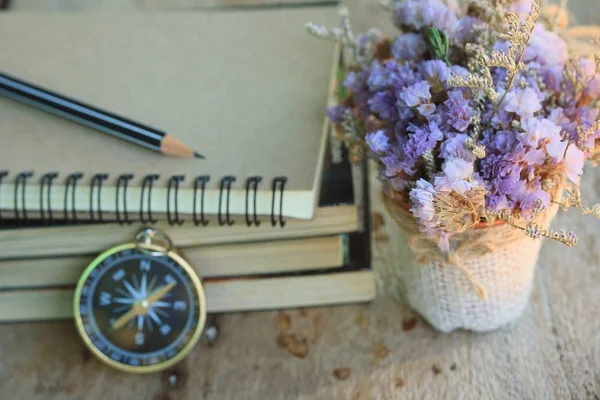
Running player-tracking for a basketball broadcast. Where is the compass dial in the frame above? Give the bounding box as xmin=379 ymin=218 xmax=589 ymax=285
xmin=74 ymin=244 xmax=206 ymax=373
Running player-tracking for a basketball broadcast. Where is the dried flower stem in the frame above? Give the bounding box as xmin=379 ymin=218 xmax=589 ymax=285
xmin=486 ymin=208 xmax=578 ymax=247
xmin=448 ymin=44 xmax=499 ymax=104
xmin=423 ymin=149 xmax=436 ymax=179
xmin=553 ymin=184 xmax=600 ymax=219
xmin=486 ymin=0 xmax=540 ymax=127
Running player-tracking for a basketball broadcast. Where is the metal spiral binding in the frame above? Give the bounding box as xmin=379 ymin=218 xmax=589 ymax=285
xmin=90 ymin=174 xmax=108 ymax=223
xmin=167 ymin=175 xmax=185 ymax=226
xmin=0 ymin=172 xmax=289 ymax=227
xmin=115 ymin=174 xmax=134 ymax=225
xmin=64 ymin=173 xmax=83 ymax=222
xmin=271 ymin=177 xmax=287 ymax=227
xmin=245 ymin=177 xmax=262 ymax=227
xmin=140 ymin=174 xmax=160 ymax=224
xmin=40 ymin=172 xmax=58 ymax=223
xmin=218 ymin=176 xmax=236 ymax=226
xmin=193 ymin=176 xmax=210 ymax=226
xmin=140 ymin=174 xmax=159 ymax=224
xmin=15 ymin=172 xmax=33 ymax=221
xmin=0 ymin=171 xmax=8 ymax=222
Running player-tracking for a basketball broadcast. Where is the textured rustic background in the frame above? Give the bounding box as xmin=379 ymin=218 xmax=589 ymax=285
xmin=1 ymin=1 xmax=599 ymax=399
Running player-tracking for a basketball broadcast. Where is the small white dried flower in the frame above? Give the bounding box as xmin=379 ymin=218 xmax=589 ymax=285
xmin=341 ymin=110 xmax=364 ymax=143
xmin=305 ymin=7 xmax=378 ymax=67
xmin=380 ymin=0 xmax=393 ymax=12
xmin=577 ymin=119 xmax=600 ymax=152
xmin=524 ymin=223 xmax=542 ymax=240
xmin=465 ymin=137 xmax=486 ymax=158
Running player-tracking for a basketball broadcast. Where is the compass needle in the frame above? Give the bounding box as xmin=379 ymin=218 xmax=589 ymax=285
xmin=141 ymin=273 xmax=148 ymax=297
xmin=146 ymin=281 xmax=177 ymax=305
xmin=111 ymin=304 xmax=142 ymax=331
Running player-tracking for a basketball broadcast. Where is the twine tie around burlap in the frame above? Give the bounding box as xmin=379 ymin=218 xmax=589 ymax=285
xmin=382 ymin=193 xmax=551 ymax=301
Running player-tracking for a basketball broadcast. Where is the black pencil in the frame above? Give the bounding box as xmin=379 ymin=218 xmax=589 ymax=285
xmin=0 ymin=71 xmax=204 ymax=159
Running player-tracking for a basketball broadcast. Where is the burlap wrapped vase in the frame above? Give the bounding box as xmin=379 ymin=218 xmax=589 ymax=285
xmin=382 ymin=194 xmax=560 ymax=333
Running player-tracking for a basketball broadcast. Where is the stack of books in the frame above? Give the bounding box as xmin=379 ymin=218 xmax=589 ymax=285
xmin=0 ymin=8 xmax=375 ymax=322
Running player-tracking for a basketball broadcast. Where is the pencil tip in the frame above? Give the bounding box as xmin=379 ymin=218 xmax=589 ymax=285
xmin=194 ymin=152 xmax=205 ymax=159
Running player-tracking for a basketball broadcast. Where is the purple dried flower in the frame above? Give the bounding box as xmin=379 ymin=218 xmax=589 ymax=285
xmin=455 ymin=16 xmax=481 ymax=43
xmin=585 ymin=75 xmax=600 ymax=99
xmin=327 ymin=105 xmax=348 ymax=124
xmin=523 ymin=26 xmax=569 ymax=68
xmin=393 ymin=0 xmax=421 ymax=29
xmin=421 ymin=0 xmax=459 ymax=36
xmin=367 ymin=62 xmax=391 ymax=91
xmin=399 ymin=81 xmax=431 ymax=107
xmin=389 ymin=176 xmax=410 ymax=191
xmin=391 ymin=33 xmax=428 ymax=60
xmin=564 ymin=144 xmax=585 ymax=184
xmin=393 ymin=0 xmax=459 ymax=37
xmin=433 ymin=158 xmax=476 ymax=194
xmin=418 ymin=103 xmax=437 ymax=117
xmin=578 ymin=107 xmax=600 ymax=128
xmin=402 ymin=122 xmax=444 ymax=174
xmin=547 ymin=107 xmax=578 ymax=143
xmin=444 ymin=90 xmax=476 ymax=132
xmin=545 ymin=134 xmax=568 ymax=163
xmin=541 ymin=66 xmax=564 ymax=93
xmin=421 ymin=60 xmax=450 ymax=82
xmin=483 ymin=129 xmax=518 ymax=155
xmin=344 ymin=70 xmax=368 ymax=94
xmin=509 ymin=0 xmax=534 ymax=19
xmin=503 ymin=87 xmax=542 ymax=118
xmin=409 ymin=178 xmax=437 ymax=230
xmin=519 ymin=189 xmax=551 ymax=212
xmin=367 ymin=60 xmax=420 ymax=92
xmin=365 ymin=130 xmax=390 ymax=153
xmin=440 ymin=133 xmax=476 ymax=162
xmin=381 ymin=152 xmax=404 ymax=177
xmin=522 ymin=148 xmax=546 ymax=165
xmin=368 ymin=91 xmax=398 ymax=121
xmin=521 ymin=118 xmax=562 ymax=148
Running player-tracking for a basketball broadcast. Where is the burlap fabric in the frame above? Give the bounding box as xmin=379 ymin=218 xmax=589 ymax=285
xmin=382 ymin=194 xmax=560 ymax=333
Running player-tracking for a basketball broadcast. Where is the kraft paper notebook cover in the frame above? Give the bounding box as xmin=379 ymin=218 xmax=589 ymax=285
xmin=0 ymin=9 xmax=338 ymax=222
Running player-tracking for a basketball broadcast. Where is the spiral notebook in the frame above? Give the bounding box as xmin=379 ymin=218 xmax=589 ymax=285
xmin=0 ymin=9 xmax=339 ymax=224
xmin=0 ymin=131 xmax=374 ymax=321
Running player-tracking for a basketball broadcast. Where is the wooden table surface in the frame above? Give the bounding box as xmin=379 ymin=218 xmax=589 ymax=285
xmin=1 ymin=1 xmax=599 ymax=399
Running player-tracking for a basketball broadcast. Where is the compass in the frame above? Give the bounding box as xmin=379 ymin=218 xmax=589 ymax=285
xmin=74 ymin=229 xmax=206 ymax=373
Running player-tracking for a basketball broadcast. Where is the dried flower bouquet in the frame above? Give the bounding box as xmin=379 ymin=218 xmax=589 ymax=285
xmin=307 ymin=0 xmax=600 ymax=332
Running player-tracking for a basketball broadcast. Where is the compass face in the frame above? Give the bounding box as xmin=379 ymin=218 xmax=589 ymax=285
xmin=74 ymin=244 xmax=206 ymax=373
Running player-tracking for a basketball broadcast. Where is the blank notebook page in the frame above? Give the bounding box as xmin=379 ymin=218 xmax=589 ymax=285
xmin=0 ymin=9 xmax=338 ymax=219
